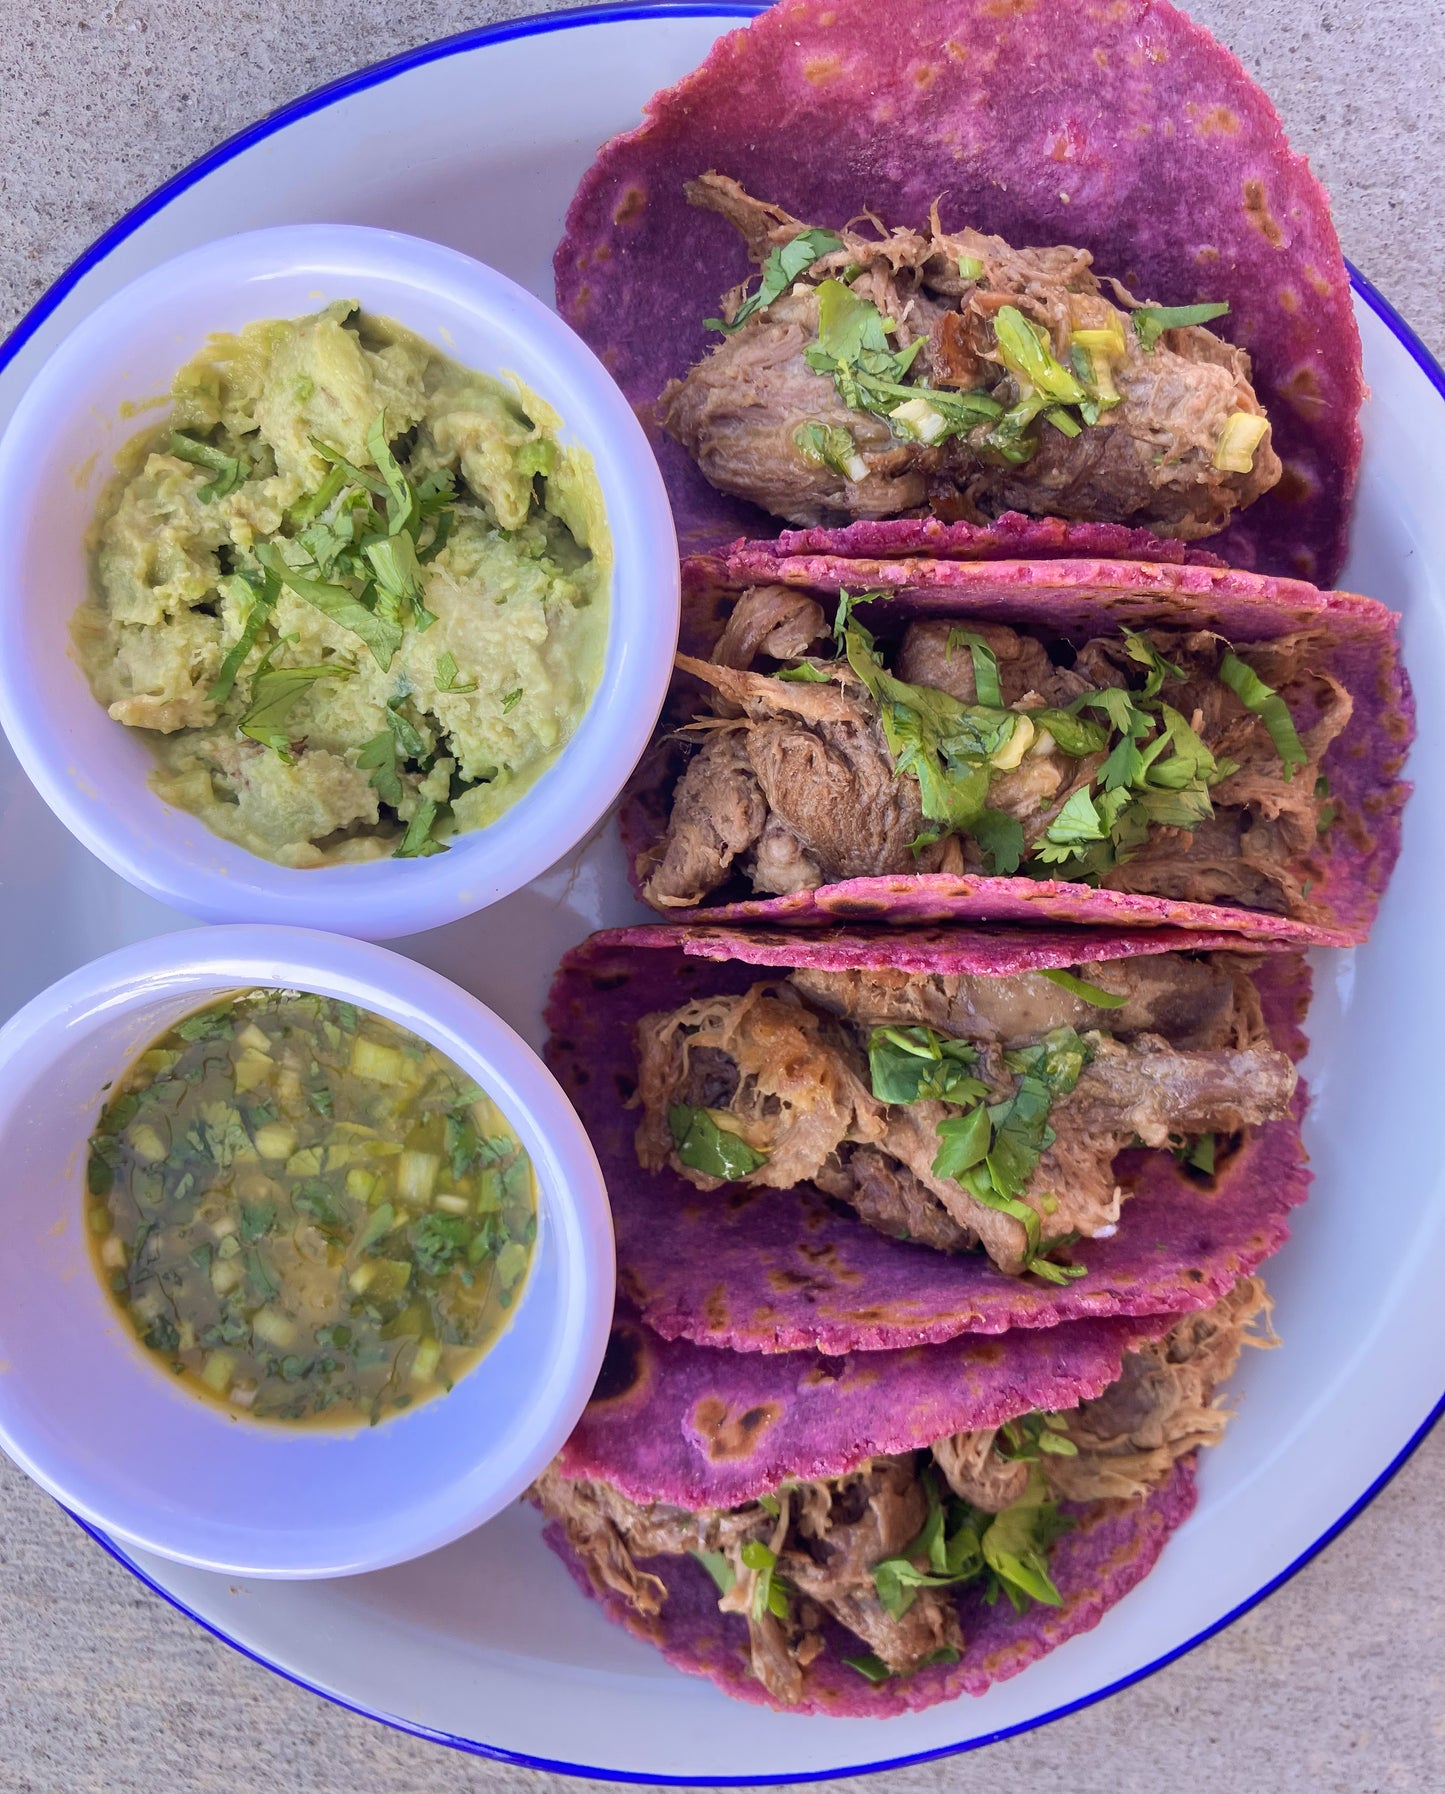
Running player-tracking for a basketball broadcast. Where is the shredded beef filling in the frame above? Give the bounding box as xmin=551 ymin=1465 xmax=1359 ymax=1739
xmin=632 ymin=963 xmax=1295 ymax=1276
xmin=533 ymin=1279 xmax=1270 ymax=1703
xmin=660 ymin=174 xmax=1280 ymax=537
xmin=638 ymin=593 xmax=1349 ymax=920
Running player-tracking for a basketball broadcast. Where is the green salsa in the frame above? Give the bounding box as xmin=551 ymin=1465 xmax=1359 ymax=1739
xmin=86 ymin=990 xmax=536 ymax=1426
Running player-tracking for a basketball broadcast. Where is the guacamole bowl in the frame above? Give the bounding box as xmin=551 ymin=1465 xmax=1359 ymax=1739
xmin=0 ymin=925 xmax=614 ymax=1578
xmin=0 ymin=226 xmax=678 ymax=937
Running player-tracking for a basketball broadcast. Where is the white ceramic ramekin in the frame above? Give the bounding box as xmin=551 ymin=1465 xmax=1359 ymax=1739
xmin=0 ymin=925 xmax=614 ymax=1578
xmin=0 ymin=225 xmax=678 ymax=937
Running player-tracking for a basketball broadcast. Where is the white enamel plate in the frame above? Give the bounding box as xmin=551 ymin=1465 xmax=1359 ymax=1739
xmin=0 ymin=5 xmax=1439 ymax=1780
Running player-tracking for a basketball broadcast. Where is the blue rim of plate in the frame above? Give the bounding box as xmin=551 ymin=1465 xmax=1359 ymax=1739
xmin=4 ymin=0 xmax=1443 ymax=1780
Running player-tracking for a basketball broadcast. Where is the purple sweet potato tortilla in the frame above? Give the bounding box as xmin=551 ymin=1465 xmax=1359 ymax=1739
xmin=559 ymin=1303 xmax=1172 ymax=1511
xmin=620 ymin=552 xmax=1412 ymax=947
xmin=759 ymin=513 xmax=1226 ymax=567
xmin=544 ymin=926 xmax=1311 ymax=1354
xmin=556 ymin=0 xmax=1362 ymax=581
xmin=544 ymin=1457 xmax=1196 ymax=1715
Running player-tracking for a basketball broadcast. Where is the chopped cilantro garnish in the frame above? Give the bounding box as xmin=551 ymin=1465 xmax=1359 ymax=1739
xmin=868 ymin=1026 xmax=987 ymax=1106
xmin=930 ymin=1028 xmax=1092 ymax=1284
xmin=411 ymin=1212 xmax=469 ymax=1277
xmin=435 ymin=650 xmax=477 ymax=695
xmin=239 ymin=664 xmax=348 ymax=760
xmin=1218 ymin=650 xmax=1308 ymax=781
xmin=706 ymin=228 xmax=845 ymax=334
xmin=738 ymin=1540 xmax=790 ymax=1621
xmin=252 ymin=541 xmax=403 ymax=671
xmin=793 ymin=421 xmax=864 ymax=480
xmin=691 ymin=1550 xmax=736 ymax=1596
xmin=168 ymin=431 xmax=250 ymax=502
xmin=775 ymin=661 xmax=832 ymax=684
xmin=996 ymin=1410 xmax=1079 ymax=1461
xmin=1037 ymin=967 xmax=1129 ymax=1009
xmin=394 ymin=796 xmax=450 ymax=859
xmin=208 ymin=568 xmax=280 ymax=703
xmin=668 ymin=1104 xmax=769 ymax=1181
xmin=1132 ymin=300 xmax=1231 ymax=353
xmin=501 ymin=688 xmax=523 ymax=714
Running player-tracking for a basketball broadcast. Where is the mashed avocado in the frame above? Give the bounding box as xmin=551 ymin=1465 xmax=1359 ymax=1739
xmin=73 ymin=302 xmax=611 ymax=866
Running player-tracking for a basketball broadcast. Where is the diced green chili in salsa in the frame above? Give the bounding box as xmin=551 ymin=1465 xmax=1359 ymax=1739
xmin=85 ymin=990 xmax=535 ymax=1426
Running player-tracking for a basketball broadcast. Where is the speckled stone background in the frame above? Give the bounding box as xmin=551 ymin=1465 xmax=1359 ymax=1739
xmin=1 ymin=3 xmax=1442 ymax=1790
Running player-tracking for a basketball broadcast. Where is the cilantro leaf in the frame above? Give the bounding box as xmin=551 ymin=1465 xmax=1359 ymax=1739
xmin=739 ymin=1540 xmax=790 ymax=1622
xmin=868 ymin=1026 xmax=987 ymax=1106
xmin=706 ymin=228 xmax=844 ymax=333
xmin=168 ymin=430 xmax=250 ymax=502
xmin=1218 ymin=650 xmax=1308 ymax=781
xmin=366 ymin=412 xmax=419 ymax=537
xmin=208 ymin=568 xmax=280 ymax=703
xmin=1132 ymin=300 xmax=1231 ymax=353
xmin=947 ymin=628 xmax=1003 ymax=707
xmin=980 ymin=1470 xmax=1068 ymax=1611
xmin=253 ymin=541 xmax=403 ymax=670
xmin=690 ymin=1550 xmax=736 ymax=1596
xmin=1037 ymin=967 xmax=1128 ymax=1009
xmin=793 ymin=421 xmax=864 ymax=480
xmin=668 ymin=1104 xmax=768 ymax=1181
xmin=394 ymin=796 xmax=449 ymax=859
xmin=411 ymin=1212 xmax=469 ymax=1277
xmin=435 ymin=650 xmax=478 ymax=694
xmin=970 ymin=808 xmax=1027 ymax=876
xmin=356 ymin=730 xmax=403 ymax=808
xmin=239 ymin=664 xmax=347 ymax=759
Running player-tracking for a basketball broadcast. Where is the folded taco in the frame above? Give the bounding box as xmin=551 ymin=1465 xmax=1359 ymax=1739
xmin=535 ymin=1279 xmax=1271 ymax=1713
xmin=557 ymin=0 xmax=1363 ymax=580
xmin=545 ymin=924 xmax=1310 ymax=1352
xmin=624 ymin=554 xmax=1409 ymax=946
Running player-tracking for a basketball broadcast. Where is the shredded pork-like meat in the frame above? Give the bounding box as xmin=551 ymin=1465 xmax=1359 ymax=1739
xmin=660 ymin=174 xmax=1280 ymax=536
xmin=533 ymin=1281 xmax=1266 ymax=1702
xmin=633 ymin=965 xmax=1295 ymax=1275
xmin=640 ymin=606 xmax=1348 ymax=921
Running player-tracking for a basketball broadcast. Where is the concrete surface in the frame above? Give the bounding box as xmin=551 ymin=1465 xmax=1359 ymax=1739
xmin=1 ymin=3 xmax=1442 ymax=1791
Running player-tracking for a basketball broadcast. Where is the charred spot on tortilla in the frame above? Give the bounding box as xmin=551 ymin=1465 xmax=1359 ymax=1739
xmin=592 ymin=1321 xmax=650 ymax=1405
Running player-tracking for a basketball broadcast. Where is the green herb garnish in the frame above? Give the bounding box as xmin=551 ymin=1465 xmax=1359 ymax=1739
xmin=168 ymin=431 xmax=250 ymax=502
xmin=706 ymin=228 xmax=845 ymax=334
xmin=668 ymin=1104 xmax=769 ymax=1181
xmin=1037 ymin=968 xmax=1129 ymax=1009
xmin=1219 ymin=650 xmax=1308 ymax=781
xmin=1132 ymin=300 xmax=1231 ymax=353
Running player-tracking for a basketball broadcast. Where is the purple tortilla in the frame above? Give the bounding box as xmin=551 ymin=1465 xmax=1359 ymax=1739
xmin=759 ymin=513 xmax=1225 ymax=567
xmin=558 ymin=1305 xmax=1171 ymax=1511
xmin=544 ymin=1457 xmax=1196 ymax=1715
xmin=621 ymin=553 xmax=1412 ymax=947
xmin=556 ymin=0 xmax=1362 ymax=581
xmin=544 ymin=926 xmax=1311 ymax=1353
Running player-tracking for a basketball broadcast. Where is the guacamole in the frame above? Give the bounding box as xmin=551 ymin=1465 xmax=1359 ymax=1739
xmin=73 ymin=303 xmax=610 ymax=865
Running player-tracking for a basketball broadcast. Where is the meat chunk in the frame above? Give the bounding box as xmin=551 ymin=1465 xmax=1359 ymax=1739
xmin=712 ymin=584 xmax=829 ymax=670
xmin=932 ymin=1429 xmax=1031 ymax=1514
xmin=1045 ymin=1277 xmax=1272 ymax=1502
xmin=633 ymin=983 xmax=887 ymax=1190
xmin=660 ymin=287 xmax=928 ymax=528
xmin=639 ymin=727 xmax=766 ymax=908
xmin=643 ymin=653 xmax=927 ymax=901
xmin=782 ymin=1460 xmax=963 ymax=1674
xmin=841 ymin=1145 xmax=979 ymax=1252
xmin=791 ymin=953 xmax=1265 ymax=1053
xmin=895 ymin=620 xmax=1063 ymax=708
